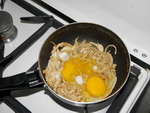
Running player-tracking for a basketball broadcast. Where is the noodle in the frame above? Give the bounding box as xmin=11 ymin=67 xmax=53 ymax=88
xmin=43 ymin=38 xmax=117 ymax=102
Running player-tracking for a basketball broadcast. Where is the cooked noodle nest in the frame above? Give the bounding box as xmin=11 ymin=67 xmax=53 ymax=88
xmin=43 ymin=38 xmax=117 ymax=102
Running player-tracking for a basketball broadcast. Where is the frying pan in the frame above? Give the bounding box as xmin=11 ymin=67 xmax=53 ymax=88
xmin=0 ymin=23 xmax=130 ymax=110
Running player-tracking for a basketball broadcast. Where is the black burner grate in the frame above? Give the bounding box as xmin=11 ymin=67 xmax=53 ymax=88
xmin=0 ymin=1 xmax=63 ymax=112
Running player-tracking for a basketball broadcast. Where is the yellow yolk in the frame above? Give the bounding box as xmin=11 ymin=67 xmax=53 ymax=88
xmin=86 ymin=76 xmax=106 ymax=97
xmin=61 ymin=57 xmax=107 ymax=97
xmin=61 ymin=58 xmax=94 ymax=82
xmin=61 ymin=59 xmax=79 ymax=81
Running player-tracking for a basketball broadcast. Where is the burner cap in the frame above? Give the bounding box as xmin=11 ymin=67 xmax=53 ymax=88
xmin=0 ymin=11 xmax=17 ymax=43
xmin=0 ymin=11 xmax=13 ymax=33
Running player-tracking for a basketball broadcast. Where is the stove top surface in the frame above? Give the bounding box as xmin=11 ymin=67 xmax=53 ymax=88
xmin=28 ymin=0 xmax=150 ymax=66
xmin=42 ymin=0 xmax=150 ymax=53
xmin=0 ymin=1 xmax=150 ymax=113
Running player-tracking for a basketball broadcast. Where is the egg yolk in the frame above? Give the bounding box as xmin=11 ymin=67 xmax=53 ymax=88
xmin=86 ymin=76 xmax=106 ymax=97
xmin=61 ymin=59 xmax=80 ymax=81
xmin=61 ymin=58 xmax=94 ymax=82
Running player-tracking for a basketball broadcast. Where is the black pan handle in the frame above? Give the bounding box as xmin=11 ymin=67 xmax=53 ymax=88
xmin=107 ymin=66 xmax=140 ymax=113
xmin=0 ymin=70 xmax=43 ymax=91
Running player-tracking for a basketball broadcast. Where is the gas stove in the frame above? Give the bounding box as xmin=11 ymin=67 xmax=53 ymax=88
xmin=0 ymin=1 xmax=150 ymax=113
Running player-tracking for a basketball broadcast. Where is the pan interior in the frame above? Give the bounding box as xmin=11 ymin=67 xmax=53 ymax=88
xmin=39 ymin=23 xmax=130 ymax=99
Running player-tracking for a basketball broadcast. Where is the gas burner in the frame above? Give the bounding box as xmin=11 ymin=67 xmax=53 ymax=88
xmin=0 ymin=11 xmax=17 ymax=43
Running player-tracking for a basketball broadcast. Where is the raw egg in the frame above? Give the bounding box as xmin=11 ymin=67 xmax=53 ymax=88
xmin=61 ymin=59 xmax=79 ymax=81
xmin=86 ymin=76 xmax=106 ymax=97
xmin=61 ymin=57 xmax=94 ymax=82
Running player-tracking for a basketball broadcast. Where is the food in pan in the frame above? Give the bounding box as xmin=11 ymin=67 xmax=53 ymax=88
xmin=43 ymin=38 xmax=117 ymax=102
